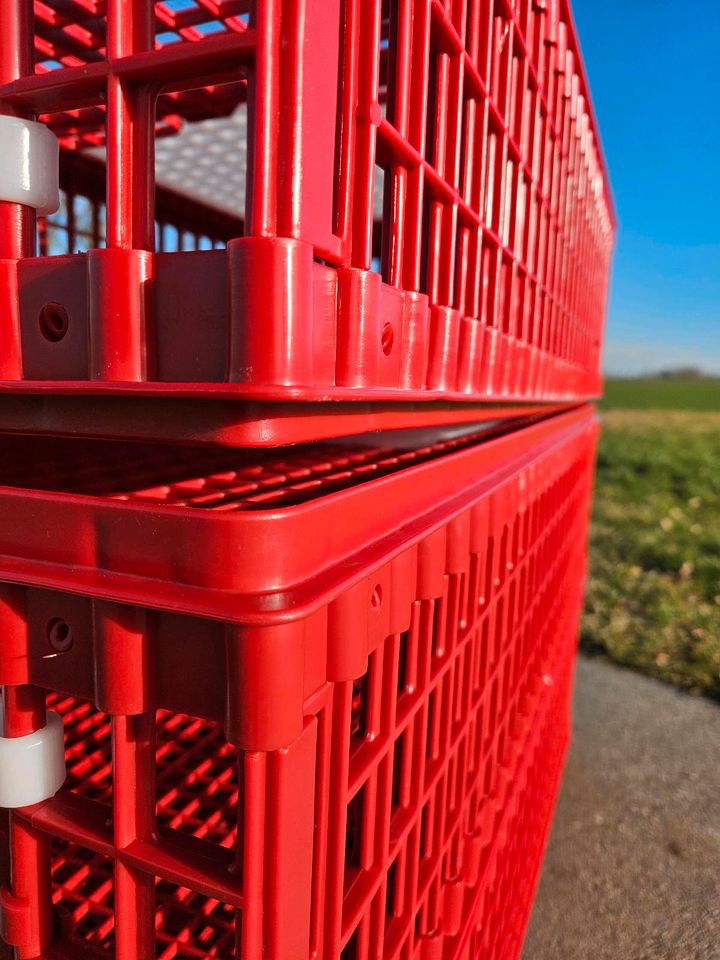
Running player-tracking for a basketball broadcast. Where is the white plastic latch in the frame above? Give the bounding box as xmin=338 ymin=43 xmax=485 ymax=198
xmin=0 ymin=115 xmax=60 ymax=215
xmin=0 ymin=711 xmax=66 ymax=808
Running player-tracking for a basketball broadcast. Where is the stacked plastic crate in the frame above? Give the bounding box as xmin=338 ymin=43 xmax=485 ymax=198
xmin=0 ymin=2 xmax=613 ymax=959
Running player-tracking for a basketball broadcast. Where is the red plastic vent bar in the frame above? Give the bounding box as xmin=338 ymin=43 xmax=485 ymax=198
xmin=0 ymin=0 xmax=614 ymax=435
xmin=0 ymin=407 xmax=596 ymax=960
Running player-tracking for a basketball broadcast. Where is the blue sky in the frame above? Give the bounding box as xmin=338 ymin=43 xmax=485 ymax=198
xmin=572 ymin=0 xmax=720 ymax=375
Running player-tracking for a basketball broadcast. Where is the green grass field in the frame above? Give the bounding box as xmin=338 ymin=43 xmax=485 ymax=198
xmin=601 ymin=377 xmax=720 ymax=410
xmin=584 ymin=390 xmax=720 ymax=698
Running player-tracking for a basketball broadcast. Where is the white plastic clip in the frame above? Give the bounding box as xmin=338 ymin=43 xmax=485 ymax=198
xmin=0 ymin=115 xmax=60 ymax=215
xmin=0 ymin=711 xmax=66 ymax=808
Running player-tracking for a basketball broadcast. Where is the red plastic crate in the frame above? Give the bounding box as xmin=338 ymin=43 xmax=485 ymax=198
xmin=0 ymin=1 xmax=614 ymax=446
xmin=0 ymin=406 xmax=596 ymax=959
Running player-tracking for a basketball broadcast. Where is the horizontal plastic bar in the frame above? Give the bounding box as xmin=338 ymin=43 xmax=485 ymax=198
xmin=0 ymin=31 xmax=257 ymax=114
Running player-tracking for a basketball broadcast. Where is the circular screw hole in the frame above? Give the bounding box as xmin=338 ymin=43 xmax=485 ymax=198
xmin=371 ymin=584 xmax=383 ymax=611
xmin=381 ymin=322 xmax=394 ymax=356
xmin=47 ymin=618 xmax=73 ymax=653
xmin=39 ymin=302 xmax=69 ymax=342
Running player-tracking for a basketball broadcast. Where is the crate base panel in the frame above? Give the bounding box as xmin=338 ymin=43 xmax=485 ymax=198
xmin=0 ymin=378 xmax=596 ymax=404
xmin=1 ymin=244 xmax=602 ymax=403
xmin=0 ymin=394 xmax=577 ymax=447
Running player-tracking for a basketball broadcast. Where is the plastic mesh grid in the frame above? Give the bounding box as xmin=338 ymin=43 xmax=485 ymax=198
xmin=51 ymin=841 xmax=238 ymax=960
xmin=0 ymin=420 xmax=524 ymax=510
xmin=51 ymin=694 xmax=239 ymax=849
xmin=47 ymin=696 xmax=240 ymax=957
xmin=58 ymin=696 xmax=112 ymax=804
xmin=51 ymin=841 xmax=115 ymax=950
xmin=147 ymin=103 xmax=247 ymax=220
xmin=35 ymin=1 xmax=252 ymax=72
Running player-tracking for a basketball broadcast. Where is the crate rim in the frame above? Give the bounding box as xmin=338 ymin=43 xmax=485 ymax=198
xmin=0 ymin=378 xmax=601 ymax=403
xmin=560 ymin=0 xmax=617 ymax=229
xmin=0 ymin=405 xmax=597 ymax=625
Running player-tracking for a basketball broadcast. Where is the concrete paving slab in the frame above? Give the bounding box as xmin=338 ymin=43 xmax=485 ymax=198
xmin=523 ymin=655 xmax=720 ymax=960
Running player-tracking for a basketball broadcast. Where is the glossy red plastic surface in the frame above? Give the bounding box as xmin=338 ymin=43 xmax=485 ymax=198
xmin=0 ymin=0 xmax=614 ymax=444
xmin=0 ymin=408 xmax=593 ymax=960
xmin=0 ymin=406 xmax=594 ymax=621
xmin=0 ymin=392 xmax=572 ymax=447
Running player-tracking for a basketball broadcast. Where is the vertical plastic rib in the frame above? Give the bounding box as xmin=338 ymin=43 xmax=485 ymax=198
xmin=91 ymin=0 xmax=155 ymax=381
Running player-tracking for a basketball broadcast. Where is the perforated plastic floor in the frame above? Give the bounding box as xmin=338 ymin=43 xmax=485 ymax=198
xmin=49 ymin=695 xmax=239 ymax=960
xmin=0 ymin=419 xmax=525 ymax=509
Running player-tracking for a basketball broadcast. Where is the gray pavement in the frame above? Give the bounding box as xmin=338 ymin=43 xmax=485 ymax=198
xmin=522 ymin=655 xmax=720 ymax=960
